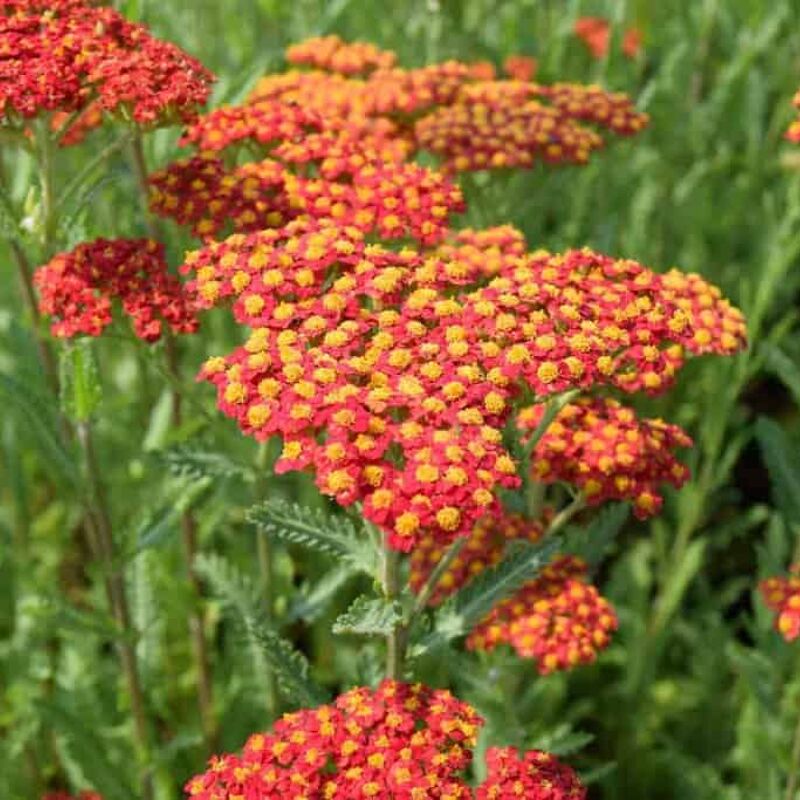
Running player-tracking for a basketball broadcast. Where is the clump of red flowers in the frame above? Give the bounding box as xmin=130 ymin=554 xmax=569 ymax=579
xmin=286 ymin=34 xmax=397 ymax=75
xmin=0 ymin=0 xmax=212 ymax=128
xmin=574 ymin=16 xmax=643 ymax=60
xmin=519 ymin=397 xmax=693 ymax=518
xmin=468 ymin=555 xmax=618 ymax=674
xmin=34 ymin=238 xmax=198 ymax=342
xmin=183 ymin=680 xmax=585 ymax=799
xmin=760 ymin=567 xmax=800 ymax=641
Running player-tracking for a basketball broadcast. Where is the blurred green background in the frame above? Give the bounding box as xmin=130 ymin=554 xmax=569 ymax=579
xmin=4 ymin=1 xmax=800 ymax=798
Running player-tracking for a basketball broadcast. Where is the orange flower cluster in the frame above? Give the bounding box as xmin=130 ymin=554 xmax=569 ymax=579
xmin=519 ymin=397 xmax=693 ymax=518
xmin=503 ymin=55 xmax=538 ymax=82
xmin=574 ymin=16 xmax=643 ymax=60
xmin=409 ymin=513 xmax=548 ymax=606
xmin=185 ymin=219 xmax=745 ymax=550
xmin=184 ymin=680 xmax=584 ymax=799
xmin=760 ymin=568 xmax=800 ymax=642
xmin=0 ymin=0 xmax=212 ymax=126
xmin=149 ymin=153 xmax=292 ymax=238
xmin=468 ymin=555 xmax=618 ymax=675
xmin=286 ymin=34 xmax=397 ymax=75
xmin=415 ymin=80 xmax=647 ymax=171
xmin=35 ymin=238 xmax=198 ymax=341
xmin=786 ymin=89 xmax=800 ymax=143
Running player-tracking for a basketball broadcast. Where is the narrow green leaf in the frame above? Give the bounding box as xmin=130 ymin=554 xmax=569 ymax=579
xmin=755 ymin=416 xmax=800 ymax=525
xmin=0 ymin=372 xmax=76 ymax=488
xmin=564 ymin=503 xmax=629 ymax=567
xmin=762 ymin=344 xmax=800 ymax=408
xmin=333 ymin=595 xmax=403 ymax=636
xmin=287 ymin=564 xmax=355 ymax=623
xmin=157 ymin=442 xmax=253 ymax=482
xmin=59 ymin=339 xmax=102 ymax=423
xmin=416 ymin=538 xmax=559 ymax=655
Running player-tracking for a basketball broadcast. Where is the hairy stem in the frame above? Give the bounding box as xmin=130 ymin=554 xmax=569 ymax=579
xmin=129 ymin=131 xmax=160 ymax=239
xmin=76 ymin=420 xmax=154 ymax=800
xmin=413 ymin=537 xmax=466 ymax=614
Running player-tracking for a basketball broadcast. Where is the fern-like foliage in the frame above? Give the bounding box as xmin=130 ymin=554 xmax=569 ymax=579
xmin=194 ymin=553 xmax=327 ymax=707
xmin=415 ymin=537 xmax=559 ymax=656
xmin=333 ymin=595 xmax=403 ymax=636
xmin=247 ymin=499 xmax=376 ymax=574
xmin=157 ymin=443 xmax=253 ymax=483
xmin=564 ymin=502 xmax=628 ymax=568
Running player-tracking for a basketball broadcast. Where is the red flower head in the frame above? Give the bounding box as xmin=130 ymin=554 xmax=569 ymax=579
xmin=786 ymin=90 xmax=800 ymax=143
xmin=0 ymin=0 xmax=212 ymax=126
xmin=183 ymin=681 xmax=585 ymax=799
xmin=503 ymin=54 xmax=538 ymax=82
xmin=286 ymin=35 xmax=397 ymax=75
xmin=519 ymin=397 xmax=693 ymax=518
xmin=574 ymin=17 xmax=642 ymax=60
xmin=468 ymin=555 xmax=618 ymax=674
xmin=760 ymin=567 xmax=800 ymax=642
xmin=35 ymin=238 xmax=198 ymax=341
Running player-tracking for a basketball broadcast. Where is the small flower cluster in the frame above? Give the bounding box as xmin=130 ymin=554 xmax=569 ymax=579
xmin=409 ymin=513 xmax=548 ymax=605
xmin=184 ymin=680 xmax=585 ymax=799
xmin=786 ymin=89 xmax=800 ymax=143
xmin=286 ymin=34 xmax=397 ymax=75
xmin=519 ymin=397 xmax=693 ymax=518
xmin=477 ymin=747 xmax=586 ymax=800
xmin=0 ymin=0 xmax=212 ymax=126
xmin=149 ymin=153 xmax=292 ymax=238
xmin=468 ymin=555 xmax=618 ymax=674
xmin=574 ymin=16 xmax=643 ymax=60
xmin=35 ymin=238 xmax=198 ymax=341
xmin=760 ymin=567 xmax=800 ymax=642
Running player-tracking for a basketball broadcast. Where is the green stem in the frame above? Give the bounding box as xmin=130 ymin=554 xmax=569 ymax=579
xmin=129 ymin=131 xmax=160 ymax=239
xmin=76 ymin=420 xmax=154 ymax=800
xmin=412 ymin=537 xmax=466 ymax=614
xmin=381 ymin=537 xmax=405 ymax=680
xmin=544 ymin=495 xmax=586 ymax=538
xmin=254 ymin=440 xmax=278 ymax=716
xmin=786 ymin=705 xmax=800 ymax=800
xmin=35 ymin=119 xmax=57 ymax=256
xmin=164 ymin=332 xmax=217 ymax=752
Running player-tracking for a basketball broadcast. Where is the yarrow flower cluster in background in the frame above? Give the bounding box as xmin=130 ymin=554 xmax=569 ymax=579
xmin=760 ymin=567 xmax=800 ymax=642
xmin=0 ymin=0 xmax=213 ymax=139
xmin=184 ymin=680 xmax=585 ymax=799
xmin=573 ymin=16 xmax=643 ymax=60
xmin=34 ymin=238 xmax=198 ymax=341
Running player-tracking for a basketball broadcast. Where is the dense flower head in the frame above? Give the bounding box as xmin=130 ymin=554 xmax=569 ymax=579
xmin=476 ymin=747 xmax=586 ymax=800
xmin=574 ymin=16 xmax=643 ymax=60
xmin=149 ymin=153 xmax=292 ymax=238
xmin=286 ymin=34 xmax=397 ymax=75
xmin=184 ymin=680 xmax=585 ymax=799
xmin=184 ymin=221 xmax=745 ymax=549
xmin=414 ymin=78 xmax=648 ymax=172
xmin=0 ymin=0 xmax=212 ymax=124
xmin=283 ymin=160 xmax=465 ymax=245
xmin=468 ymin=555 xmax=618 ymax=674
xmin=519 ymin=396 xmax=693 ymax=518
xmin=184 ymin=680 xmax=482 ymax=799
xmin=409 ymin=513 xmax=548 ymax=605
xmin=760 ymin=567 xmax=800 ymax=642
xmin=180 ymin=99 xmax=322 ymax=152
xmin=35 ymin=238 xmax=198 ymax=341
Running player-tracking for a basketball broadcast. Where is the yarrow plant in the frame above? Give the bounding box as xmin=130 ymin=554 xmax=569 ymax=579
xmin=2 ymin=10 xmax=756 ymax=798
